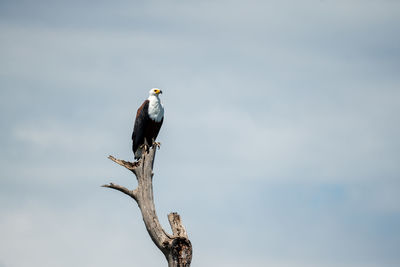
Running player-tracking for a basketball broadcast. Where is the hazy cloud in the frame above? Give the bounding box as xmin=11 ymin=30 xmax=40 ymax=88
xmin=1 ymin=1 xmax=399 ymax=266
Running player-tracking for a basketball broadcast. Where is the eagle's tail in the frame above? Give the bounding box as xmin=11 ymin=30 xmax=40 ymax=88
xmin=134 ymin=147 xmax=142 ymax=160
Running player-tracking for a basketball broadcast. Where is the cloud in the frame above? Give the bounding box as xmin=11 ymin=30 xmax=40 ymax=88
xmin=0 ymin=202 xmax=164 ymax=267
xmin=1 ymin=1 xmax=400 ymax=267
xmin=13 ymin=120 xmax=111 ymax=152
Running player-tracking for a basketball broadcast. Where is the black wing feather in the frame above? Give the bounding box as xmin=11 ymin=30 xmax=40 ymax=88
xmin=144 ymin=117 xmax=163 ymax=146
xmin=132 ymin=100 xmax=149 ymax=153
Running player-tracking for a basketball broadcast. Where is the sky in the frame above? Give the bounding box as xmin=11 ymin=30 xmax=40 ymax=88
xmin=1 ymin=0 xmax=400 ymax=266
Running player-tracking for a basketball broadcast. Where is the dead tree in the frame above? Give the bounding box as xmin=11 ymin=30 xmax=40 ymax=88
xmin=102 ymin=145 xmax=192 ymax=267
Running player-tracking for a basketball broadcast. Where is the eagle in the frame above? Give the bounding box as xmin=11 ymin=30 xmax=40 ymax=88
xmin=132 ymin=88 xmax=164 ymax=159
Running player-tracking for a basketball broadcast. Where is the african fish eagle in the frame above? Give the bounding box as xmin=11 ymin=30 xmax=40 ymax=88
xmin=132 ymin=88 xmax=164 ymax=159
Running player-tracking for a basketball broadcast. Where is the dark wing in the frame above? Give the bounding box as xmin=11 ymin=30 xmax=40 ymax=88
xmin=145 ymin=117 xmax=164 ymax=146
xmin=153 ymin=117 xmax=164 ymax=140
xmin=132 ymin=100 xmax=149 ymax=153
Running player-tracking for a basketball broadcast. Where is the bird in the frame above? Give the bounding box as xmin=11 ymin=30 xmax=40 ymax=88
xmin=132 ymin=88 xmax=164 ymax=160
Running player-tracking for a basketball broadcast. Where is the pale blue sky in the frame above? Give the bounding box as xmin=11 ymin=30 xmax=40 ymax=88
xmin=1 ymin=1 xmax=400 ymax=266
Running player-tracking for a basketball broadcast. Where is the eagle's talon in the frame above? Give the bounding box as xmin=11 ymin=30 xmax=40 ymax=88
xmin=140 ymin=144 xmax=149 ymax=151
xmin=153 ymin=141 xmax=161 ymax=149
xmin=132 ymin=160 xmax=140 ymax=167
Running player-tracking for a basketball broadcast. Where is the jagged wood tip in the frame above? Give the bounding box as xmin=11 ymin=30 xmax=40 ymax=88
xmin=107 ymin=155 xmax=139 ymax=171
xmin=168 ymin=212 xmax=188 ymax=238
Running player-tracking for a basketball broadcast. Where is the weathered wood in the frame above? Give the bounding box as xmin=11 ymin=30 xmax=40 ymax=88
xmin=102 ymin=145 xmax=192 ymax=267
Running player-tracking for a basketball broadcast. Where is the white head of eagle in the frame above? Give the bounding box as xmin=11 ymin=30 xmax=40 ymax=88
xmin=132 ymin=88 xmax=164 ymax=160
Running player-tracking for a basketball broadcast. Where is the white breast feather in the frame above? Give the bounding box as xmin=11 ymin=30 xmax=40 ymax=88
xmin=147 ymin=95 xmax=164 ymax=122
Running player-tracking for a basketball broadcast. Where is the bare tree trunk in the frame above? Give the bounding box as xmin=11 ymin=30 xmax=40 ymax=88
xmin=102 ymin=145 xmax=192 ymax=267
